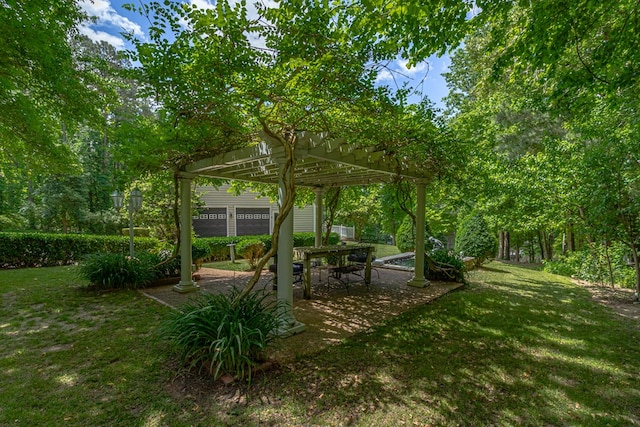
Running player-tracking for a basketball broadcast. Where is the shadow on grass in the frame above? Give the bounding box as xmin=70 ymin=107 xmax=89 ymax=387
xmin=201 ymin=261 xmax=640 ymax=426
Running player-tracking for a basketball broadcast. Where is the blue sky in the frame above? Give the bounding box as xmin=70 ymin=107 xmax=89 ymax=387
xmin=78 ymin=0 xmax=451 ymax=109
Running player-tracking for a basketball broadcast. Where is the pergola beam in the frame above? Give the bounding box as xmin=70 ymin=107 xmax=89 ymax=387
xmin=175 ymin=130 xmax=432 ymax=336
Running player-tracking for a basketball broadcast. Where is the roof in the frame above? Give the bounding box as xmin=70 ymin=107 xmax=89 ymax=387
xmin=181 ymin=131 xmax=431 ymax=188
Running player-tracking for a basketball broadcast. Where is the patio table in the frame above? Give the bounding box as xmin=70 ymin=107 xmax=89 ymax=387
xmin=293 ymin=244 xmax=375 ymax=299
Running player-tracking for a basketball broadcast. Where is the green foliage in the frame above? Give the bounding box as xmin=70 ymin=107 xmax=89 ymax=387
xmin=37 ymin=175 xmax=89 ymax=233
xmin=425 ymin=249 xmax=466 ymax=283
xmin=541 ymin=258 xmax=577 ymax=278
xmin=191 ymin=240 xmax=211 ymax=263
xmin=78 ymin=252 xmax=159 ymax=290
xmin=159 ymin=288 xmax=285 ymax=382
xmin=0 ymin=214 xmax=23 ymax=231
xmin=335 ymin=186 xmax=382 ymax=241
xmin=396 ymin=216 xmax=433 ymax=253
xmin=194 ymin=233 xmax=339 ymax=263
xmin=0 ymin=232 xmax=159 ymax=268
xmin=196 ymin=236 xmax=244 ymax=261
xmin=82 ymin=210 xmax=121 ymax=235
xmin=543 ymin=243 xmax=636 ymax=289
xmin=455 ymin=213 xmax=497 ymax=266
xmin=0 ymin=1 xmax=101 ymax=165
xmin=118 ymin=227 xmax=151 ymax=237
xmin=236 ymin=239 xmax=265 ymax=269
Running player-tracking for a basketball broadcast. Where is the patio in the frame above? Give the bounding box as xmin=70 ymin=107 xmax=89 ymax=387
xmin=142 ymin=266 xmax=464 ymax=362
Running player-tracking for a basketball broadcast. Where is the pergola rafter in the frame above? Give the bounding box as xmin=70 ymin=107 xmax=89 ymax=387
xmin=174 ymin=131 xmax=431 ymax=336
xmin=184 ymin=131 xmax=430 ymax=188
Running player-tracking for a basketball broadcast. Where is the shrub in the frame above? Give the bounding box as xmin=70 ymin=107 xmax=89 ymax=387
xmin=543 ymin=242 xmax=636 ymax=288
xmin=425 ymin=249 xmax=466 ymax=283
xmin=79 ymin=252 xmax=159 ymax=289
xmin=0 ymin=232 xmax=159 ymax=268
xmin=194 ymin=232 xmax=339 ymax=263
xmin=454 ymin=213 xmax=497 ymax=266
xmin=195 ymin=236 xmax=240 ymax=261
xmin=0 ymin=214 xmax=24 ymax=231
xmin=236 ymin=239 xmax=265 ymax=269
xmin=542 ymin=258 xmax=578 ymax=277
xmin=191 ymin=239 xmax=212 ymax=269
xmin=396 ymin=215 xmax=433 ymax=253
xmin=159 ymin=288 xmax=285 ymax=382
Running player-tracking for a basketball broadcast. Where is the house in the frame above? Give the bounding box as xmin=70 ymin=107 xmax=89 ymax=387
xmin=193 ymin=184 xmax=315 ymax=237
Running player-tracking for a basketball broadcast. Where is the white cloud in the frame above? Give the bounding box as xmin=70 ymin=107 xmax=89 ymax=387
xmin=397 ymin=59 xmax=430 ymax=76
xmin=78 ymin=25 xmax=125 ymax=49
xmin=375 ymin=58 xmax=432 ymax=84
xmin=189 ymin=0 xmax=215 ymax=10
xmin=78 ymin=0 xmax=143 ymax=48
xmin=375 ymin=69 xmax=394 ymax=83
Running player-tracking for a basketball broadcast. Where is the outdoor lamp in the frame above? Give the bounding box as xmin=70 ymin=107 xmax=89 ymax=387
xmin=130 ymin=188 xmax=143 ymax=212
xmin=111 ymin=190 xmax=124 ymax=210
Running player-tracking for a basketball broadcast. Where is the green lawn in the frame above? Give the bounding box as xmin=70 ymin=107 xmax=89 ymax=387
xmin=1 ymin=262 xmax=639 ymax=426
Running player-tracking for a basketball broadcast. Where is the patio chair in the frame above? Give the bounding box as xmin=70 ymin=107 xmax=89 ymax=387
xmin=268 ymin=262 xmax=304 ymax=290
xmin=346 ymin=251 xmax=380 ymax=279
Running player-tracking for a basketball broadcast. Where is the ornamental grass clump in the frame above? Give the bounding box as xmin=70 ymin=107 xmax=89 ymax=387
xmin=159 ymin=288 xmax=285 ymax=382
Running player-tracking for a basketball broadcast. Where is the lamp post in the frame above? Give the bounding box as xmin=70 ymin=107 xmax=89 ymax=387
xmin=111 ymin=188 xmax=143 ymax=257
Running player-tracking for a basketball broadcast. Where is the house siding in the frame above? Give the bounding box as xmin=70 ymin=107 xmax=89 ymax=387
xmin=195 ymin=184 xmax=314 ymax=237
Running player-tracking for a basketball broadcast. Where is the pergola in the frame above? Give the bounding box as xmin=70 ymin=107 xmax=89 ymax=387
xmin=173 ymin=131 xmax=432 ymax=336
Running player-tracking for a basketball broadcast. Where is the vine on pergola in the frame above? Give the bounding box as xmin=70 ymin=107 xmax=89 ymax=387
xmin=124 ymin=0 xmax=466 ymax=296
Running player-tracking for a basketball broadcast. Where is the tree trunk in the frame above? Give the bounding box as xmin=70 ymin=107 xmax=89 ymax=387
xmin=529 ymin=233 xmax=536 ymax=263
xmin=498 ymin=230 xmax=504 ymax=260
xmin=546 ymin=232 xmax=553 ymax=261
xmin=322 ymin=187 xmax=340 ymax=245
xmin=604 ymin=241 xmax=615 ymax=288
xmin=61 ymin=213 xmax=68 ymax=234
xmin=631 ymin=243 xmax=640 ymax=301
xmin=504 ymin=231 xmax=510 ymax=260
xmin=567 ymin=223 xmax=576 ymax=252
xmin=538 ymin=230 xmax=545 ymax=262
xmin=238 ymin=127 xmax=297 ymax=300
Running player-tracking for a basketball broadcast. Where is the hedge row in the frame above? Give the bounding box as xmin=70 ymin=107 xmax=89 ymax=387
xmin=0 ymin=231 xmax=340 ymax=269
xmin=0 ymin=232 xmax=160 ymax=268
xmin=196 ymin=232 xmax=340 ymax=262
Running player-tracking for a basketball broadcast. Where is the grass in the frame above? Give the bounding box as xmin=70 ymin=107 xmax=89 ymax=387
xmin=364 ymin=242 xmax=401 ymax=258
xmin=202 ymin=259 xmax=255 ymax=271
xmin=2 ymin=262 xmax=639 ymax=426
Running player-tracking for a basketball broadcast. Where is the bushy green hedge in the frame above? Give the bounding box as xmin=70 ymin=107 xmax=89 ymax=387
xmin=454 ymin=213 xmax=497 ymax=266
xmin=543 ymin=242 xmax=636 ymax=288
xmin=0 ymin=232 xmax=159 ymax=268
xmin=0 ymin=231 xmax=341 ymax=269
xmin=195 ymin=232 xmax=339 ymax=262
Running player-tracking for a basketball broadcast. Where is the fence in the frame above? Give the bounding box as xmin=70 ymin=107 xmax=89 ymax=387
xmin=331 ymin=224 xmax=355 ymax=240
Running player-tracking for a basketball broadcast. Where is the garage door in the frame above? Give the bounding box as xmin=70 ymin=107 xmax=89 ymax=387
xmin=236 ymin=208 xmax=270 ymax=236
xmin=192 ymin=208 xmax=227 ymax=237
